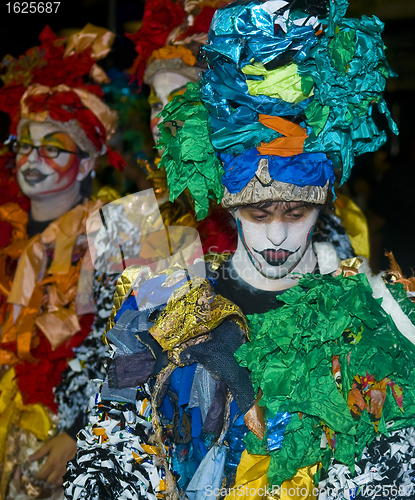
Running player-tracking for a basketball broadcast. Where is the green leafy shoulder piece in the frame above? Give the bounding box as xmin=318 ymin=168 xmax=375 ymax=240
xmin=236 ymin=273 xmax=415 ymax=486
xmin=156 ymin=82 xmax=224 ymax=220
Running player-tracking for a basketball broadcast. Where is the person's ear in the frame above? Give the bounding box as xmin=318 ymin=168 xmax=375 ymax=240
xmin=76 ymin=157 xmax=95 ymax=181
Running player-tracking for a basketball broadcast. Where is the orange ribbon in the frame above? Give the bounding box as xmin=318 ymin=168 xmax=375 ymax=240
xmin=0 ymin=203 xmax=28 ymax=242
xmin=257 ymin=115 xmax=307 ymax=156
xmin=43 ymin=204 xmax=90 ymax=275
xmin=244 ymin=390 xmax=266 ymax=440
xmin=0 ymin=203 xmax=29 ymax=305
xmin=1 ymin=286 xmax=43 ymax=364
xmin=147 ymin=45 xmax=196 ymax=67
xmin=7 ymin=236 xmax=44 ymax=308
xmin=36 ymin=262 xmax=82 ymax=350
xmin=385 ymin=251 xmax=415 ymax=292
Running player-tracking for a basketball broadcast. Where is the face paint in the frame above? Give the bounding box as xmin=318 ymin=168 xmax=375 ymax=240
xmin=149 ymin=72 xmax=189 ymax=146
xmin=16 ymin=122 xmax=82 ymax=198
xmin=235 ymin=201 xmax=319 ymax=279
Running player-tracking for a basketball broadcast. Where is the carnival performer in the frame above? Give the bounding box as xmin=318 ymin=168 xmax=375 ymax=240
xmin=0 ymin=24 xmax=126 ymax=500
xmin=58 ymin=0 xmax=360 ymax=445
xmin=127 ymin=0 xmax=232 ymax=224
xmin=64 ymin=1 xmax=414 ymax=499
xmin=53 ymin=0 xmax=236 ymax=473
xmin=129 ymin=0 xmax=366 ymax=259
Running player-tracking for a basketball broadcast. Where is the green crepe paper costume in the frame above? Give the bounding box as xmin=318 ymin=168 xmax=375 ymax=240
xmin=156 ymin=83 xmax=224 ymax=220
xmin=236 ymin=273 xmax=415 ymax=486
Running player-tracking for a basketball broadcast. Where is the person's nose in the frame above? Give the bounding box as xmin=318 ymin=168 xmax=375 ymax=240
xmin=26 ymin=146 xmax=41 ymax=164
xmin=266 ymin=220 xmax=287 ymax=247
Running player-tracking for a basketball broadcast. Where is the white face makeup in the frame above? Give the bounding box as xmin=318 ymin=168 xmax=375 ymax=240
xmin=15 ymin=121 xmax=84 ymax=199
xmin=148 ymin=72 xmax=189 ymax=146
xmin=234 ymin=201 xmax=319 ymax=280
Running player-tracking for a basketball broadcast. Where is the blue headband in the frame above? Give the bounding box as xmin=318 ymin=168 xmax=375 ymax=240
xmin=220 ymin=149 xmax=335 ymax=194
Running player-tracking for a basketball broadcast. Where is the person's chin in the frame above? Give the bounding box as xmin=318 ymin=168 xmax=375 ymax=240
xmin=260 ymin=266 xmax=290 ymax=280
xmin=18 ymin=182 xmax=43 ymax=197
xmin=251 ymin=259 xmax=289 ymax=280
xmin=256 ymin=255 xmax=304 ymax=280
xmin=18 ymin=180 xmax=66 ymax=198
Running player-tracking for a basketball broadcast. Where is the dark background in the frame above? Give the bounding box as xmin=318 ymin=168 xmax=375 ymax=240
xmin=0 ymin=0 xmax=144 ymax=70
xmin=1 ymin=0 xmax=414 ymax=273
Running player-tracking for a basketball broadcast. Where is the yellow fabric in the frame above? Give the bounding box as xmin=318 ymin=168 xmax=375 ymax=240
xmin=340 ymin=257 xmax=364 ymax=271
xmin=226 ymin=451 xmax=320 ymax=500
xmin=334 ymin=194 xmax=370 ymax=259
xmin=93 ymin=185 xmax=122 ymax=203
xmin=104 ymin=265 xmax=148 ymax=335
xmin=225 ymin=451 xmax=270 ymax=500
xmin=0 ymin=367 xmax=50 ymax=463
xmin=278 ymin=464 xmax=320 ymax=500
xmin=0 ymin=368 xmax=51 ymax=500
xmin=243 ymin=62 xmax=312 ymax=104
xmin=150 ymin=278 xmax=248 ymax=356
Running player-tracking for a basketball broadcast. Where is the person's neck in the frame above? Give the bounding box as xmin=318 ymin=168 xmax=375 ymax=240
xmin=232 ymin=242 xmax=317 ymax=292
xmin=30 ymin=181 xmax=82 ymax=222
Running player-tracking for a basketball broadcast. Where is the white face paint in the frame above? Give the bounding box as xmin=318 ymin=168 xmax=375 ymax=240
xmin=149 ymin=72 xmax=190 ymax=146
xmin=234 ymin=201 xmax=319 ymax=280
xmin=16 ymin=121 xmax=83 ymax=199
xmin=15 ymin=120 xmax=96 ymax=222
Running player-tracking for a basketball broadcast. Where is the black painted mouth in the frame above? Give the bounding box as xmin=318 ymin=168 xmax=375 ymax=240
xmin=253 ymin=246 xmax=300 ymax=266
xmin=21 ymin=168 xmax=50 ymax=186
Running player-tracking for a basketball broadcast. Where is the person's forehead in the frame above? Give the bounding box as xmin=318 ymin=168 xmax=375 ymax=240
xmin=241 ymin=201 xmax=315 ymax=211
xmin=150 ymin=72 xmax=189 ymax=101
xmin=19 ymin=121 xmax=65 ymax=140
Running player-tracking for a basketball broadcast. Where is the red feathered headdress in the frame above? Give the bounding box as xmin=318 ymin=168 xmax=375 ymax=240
xmin=0 ymin=24 xmax=125 ymax=170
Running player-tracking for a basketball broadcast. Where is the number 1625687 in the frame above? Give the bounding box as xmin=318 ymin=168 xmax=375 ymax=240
xmin=6 ymin=2 xmax=60 ymax=13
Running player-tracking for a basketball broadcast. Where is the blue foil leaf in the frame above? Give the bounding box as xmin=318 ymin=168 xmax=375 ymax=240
xmin=267 ymin=412 xmax=292 ymax=451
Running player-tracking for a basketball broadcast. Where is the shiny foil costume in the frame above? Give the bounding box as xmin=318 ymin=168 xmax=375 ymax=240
xmin=0 ymin=25 xmax=126 ymax=500
xmin=65 ymin=2 xmax=415 ymax=500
